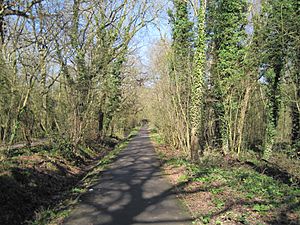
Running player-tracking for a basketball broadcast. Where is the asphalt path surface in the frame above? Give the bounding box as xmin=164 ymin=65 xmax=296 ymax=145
xmin=64 ymin=127 xmax=192 ymax=225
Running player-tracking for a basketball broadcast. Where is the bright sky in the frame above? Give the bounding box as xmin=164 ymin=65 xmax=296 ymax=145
xmin=133 ymin=1 xmax=172 ymax=68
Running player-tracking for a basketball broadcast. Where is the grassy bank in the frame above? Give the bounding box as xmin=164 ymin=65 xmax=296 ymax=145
xmin=0 ymin=128 xmax=139 ymax=225
xmin=150 ymin=130 xmax=300 ymax=225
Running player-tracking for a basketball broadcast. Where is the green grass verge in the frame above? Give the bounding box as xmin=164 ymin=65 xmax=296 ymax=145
xmin=149 ymin=130 xmax=165 ymax=145
xmin=151 ymin=131 xmax=300 ymax=225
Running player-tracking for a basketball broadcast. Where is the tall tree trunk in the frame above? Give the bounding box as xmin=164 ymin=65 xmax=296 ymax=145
xmin=291 ymin=103 xmax=300 ymax=145
xmin=168 ymin=0 xmax=193 ymax=155
xmin=263 ymin=63 xmax=282 ymax=159
xmin=271 ymin=64 xmax=282 ymax=127
xmin=236 ymin=85 xmax=252 ymax=155
xmin=190 ymin=0 xmax=206 ymax=161
xmin=291 ymin=70 xmax=300 ymax=145
xmin=98 ymin=110 xmax=104 ymax=139
xmin=0 ymin=0 xmax=4 ymax=45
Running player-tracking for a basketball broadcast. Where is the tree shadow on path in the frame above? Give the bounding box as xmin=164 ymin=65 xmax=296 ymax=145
xmin=64 ymin=128 xmax=193 ymax=225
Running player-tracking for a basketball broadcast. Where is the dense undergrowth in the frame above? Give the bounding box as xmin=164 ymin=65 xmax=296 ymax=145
xmin=150 ymin=129 xmax=300 ymax=225
xmin=0 ymin=128 xmax=139 ymax=225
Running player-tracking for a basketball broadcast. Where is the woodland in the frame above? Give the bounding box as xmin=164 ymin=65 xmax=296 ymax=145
xmin=0 ymin=0 xmax=299 ymax=224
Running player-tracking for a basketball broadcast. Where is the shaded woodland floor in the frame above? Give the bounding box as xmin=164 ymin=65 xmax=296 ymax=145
xmin=1 ymin=128 xmax=299 ymax=225
xmin=151 ymin=132 xmax=300 ymax=225
xmin=0 ymin=138 xmax=120 ymax=225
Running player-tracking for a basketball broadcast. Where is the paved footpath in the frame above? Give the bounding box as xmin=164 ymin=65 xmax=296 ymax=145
xmin=64 ymin=127 xmax=193 ymax=225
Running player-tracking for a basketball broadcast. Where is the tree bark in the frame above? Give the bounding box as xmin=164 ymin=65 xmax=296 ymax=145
xmin=236 ymin=85 xmax=251 ymax=154
xmin=98 ymin=111 xmax=104 ymax=139
xmin=190 ymin=128 xmax=200 ymax=161
xmin=291 ymin=70 xmax=300 ymax=145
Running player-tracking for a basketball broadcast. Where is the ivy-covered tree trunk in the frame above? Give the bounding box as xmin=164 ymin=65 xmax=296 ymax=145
xmin=69 ymin=0 xmax=91 ymax=146
xmin=190 ymin=1 xmax=206 ymax=161
xmin=290 ymin=2 xmax=300 ymax=147
xmin=263 ymin=63 xmax=282 ymax=159
xmin=169 ymin=0 xmax=193 ymax=154
xmin=258 ymin=0 xmax=292 ymax=159
xmin=291 ymin=65 xmax=300 ymax=146
xmin=291 ymin=99 xmax=300 ymax=146
xmin=103 ymin=55 xmax=125 ymax=134
xmin=211 ymin=0 xmax=248 ymax=154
